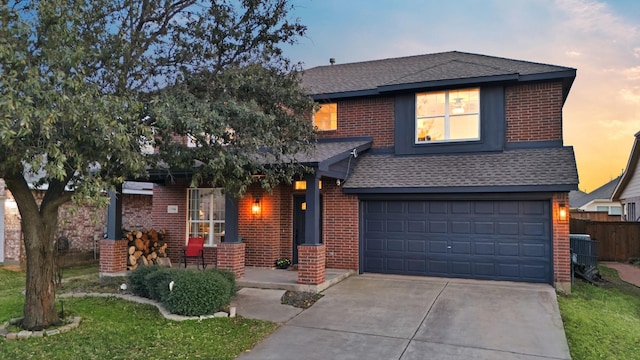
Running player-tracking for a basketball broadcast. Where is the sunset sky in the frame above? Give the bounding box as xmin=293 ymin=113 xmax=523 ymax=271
xmin=284 ymin=0 xmax=640 ymax=193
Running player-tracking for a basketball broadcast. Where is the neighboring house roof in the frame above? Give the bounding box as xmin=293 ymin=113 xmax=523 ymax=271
xmin=569 ymin=190 xmax=587 ymax=208
xmin=302 ymin=51 xmax=576 ymax=100
xmin=612 ymin=131 xmax=640 ymax=201
xmin=570 ymin=176 xmax=621 ymax=208
xmin=343 ymin=147 xmax=578 ymax=193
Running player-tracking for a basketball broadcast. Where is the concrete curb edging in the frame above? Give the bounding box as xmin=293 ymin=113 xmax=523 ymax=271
xmin=58 ymin=292 xmax=233 ymax=321
xmin=0 ymin=316 xmax=82 ymax=341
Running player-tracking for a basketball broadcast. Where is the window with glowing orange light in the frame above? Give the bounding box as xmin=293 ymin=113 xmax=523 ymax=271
xmin=416 ymin=88 xmax=479 ymax=143
xmin=313 ymin=103 xmax=337 ymax=131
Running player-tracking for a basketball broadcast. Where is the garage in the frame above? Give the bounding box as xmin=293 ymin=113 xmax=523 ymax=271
xmin=362 ymin=199 xmax=552 ymax=283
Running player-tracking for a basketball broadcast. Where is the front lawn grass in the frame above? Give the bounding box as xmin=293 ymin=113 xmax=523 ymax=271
xmin=0 ymin=266 xmax=277 ymax=360
xmin=558 ymin=266 xmax=640 ymax=360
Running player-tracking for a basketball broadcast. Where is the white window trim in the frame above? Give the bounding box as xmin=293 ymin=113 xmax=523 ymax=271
xmin=186 ymin=188 xmax=225 ymax=247
xmin=415 ymin=89 xmax=480 ymax=144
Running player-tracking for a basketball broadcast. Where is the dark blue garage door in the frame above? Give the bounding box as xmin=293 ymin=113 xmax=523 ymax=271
xmin=362 ymin=200 xmax=552 ymax=283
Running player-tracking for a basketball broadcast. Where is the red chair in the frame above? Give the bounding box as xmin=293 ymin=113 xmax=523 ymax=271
xmin=180 ymin=237 xmax=206 ymax=269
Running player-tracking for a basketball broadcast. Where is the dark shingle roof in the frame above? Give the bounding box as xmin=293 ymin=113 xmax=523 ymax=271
xmin=571 ymin=176 xmax=621 ymax=208
xmin=294 ymin=139 xmax=372 ymax=164
xmin=302 ymin=51 xmax=575 ymax=97
xmin=343 ymin=147 xmax=578 ymax=192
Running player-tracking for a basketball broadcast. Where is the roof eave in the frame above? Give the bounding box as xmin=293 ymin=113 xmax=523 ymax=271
xmin=343 ymin=184 xmax=578 ymax=194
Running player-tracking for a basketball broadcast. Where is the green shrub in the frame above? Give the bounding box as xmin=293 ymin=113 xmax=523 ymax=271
xmin=128 ymin=265 xmax=161 ymax=298
xmin=145 ymin=267 xmax=178 ymax=302
xmin=162 ymin=270 xmax=233 ymax=316
xmin=214 ymin=269 xmax=237 ymax=298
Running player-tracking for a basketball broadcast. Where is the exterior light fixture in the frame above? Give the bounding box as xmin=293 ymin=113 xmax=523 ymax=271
xmin=301 ymin=202 xmax=307 ymax=211
xmin=251 ymin=198 xmax=261 ymax=217
xmin=559 ymin=203 xmax=567 ymax=222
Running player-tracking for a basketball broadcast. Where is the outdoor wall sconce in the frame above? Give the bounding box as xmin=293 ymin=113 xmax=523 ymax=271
xmin=251 ymin=198 xmax=261 ymax=217
xmin=301 ymin=201 xmax=307 ymax=211
xmin=559 ymin=203 xmax=567 ymax=222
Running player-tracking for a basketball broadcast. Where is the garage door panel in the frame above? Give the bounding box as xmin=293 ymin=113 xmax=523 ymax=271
xmin=363 ymin=200 xmax=552 ymax=284
xmin=474 ymin=222 xmax=495 ymax=234
xmin=451 ymin=221 xmax=471 ymax=234
xmin=429 ymin=221 xmax=448 ymax=233
xmin=387 ymin=220 xmax=404 ymax=232
xmin=497 ymin=222 xmax=519 ymax=235
xmin=451 ymin=241 xmax=471 ymax=254
xmin=407 ymin=240 xmax=426 ymax=253
xmin=522 ymin=222 xmax=546 ymax=236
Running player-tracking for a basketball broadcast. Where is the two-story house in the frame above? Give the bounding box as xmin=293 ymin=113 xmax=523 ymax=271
xmin=100 ymin=51 xmax=578 ymax=291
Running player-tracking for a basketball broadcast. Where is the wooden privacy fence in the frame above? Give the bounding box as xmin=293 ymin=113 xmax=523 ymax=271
xmin=570 ymin=219 xmax=640 ymax=261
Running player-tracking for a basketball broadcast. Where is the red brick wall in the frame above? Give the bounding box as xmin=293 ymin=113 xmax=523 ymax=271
xmin=552 ymin=192 xmax=570 ymax=286
xmin=322 ymin=181 xmax=359 ymax=270
xmin=317 ymin=97 xmax=394 ymax=148
xmin=240 ymin=184 xmax=282 ymax=267
xmin=505 ymin=82 xmax=564 ymax=142
xmin=297 ymin=244 xmax=326 ymax=285
xmin=122 ymin=194 xmax=153 ymax=230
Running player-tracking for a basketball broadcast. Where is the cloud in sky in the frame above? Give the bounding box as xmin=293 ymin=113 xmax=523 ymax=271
xmin=285 ymin=0 xmax=640 ymax=192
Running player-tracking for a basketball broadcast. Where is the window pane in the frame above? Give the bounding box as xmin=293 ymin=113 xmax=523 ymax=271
xmin=187 ymin=188 xmax=225 ymax=246
xmin=610 ymin=206 xmax=622 ymax=215
xmin=450 ymin=115 xmax=480 ymax=140
xmin=417 ymin=117 xmax=445 ymax=141
xmin=448 ymin=89 xmax=479 ymax=115
xmin=314 ymin=103 xmax=337 ymax=131
xmin=595 ymin=206 xmax=608 ymax=212
xmin=417 ymin=92 xmax=445 ymax=117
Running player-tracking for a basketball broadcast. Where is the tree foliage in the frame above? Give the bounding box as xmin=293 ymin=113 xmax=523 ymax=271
xmin=0 ymin=0 xmax=314 ymax=329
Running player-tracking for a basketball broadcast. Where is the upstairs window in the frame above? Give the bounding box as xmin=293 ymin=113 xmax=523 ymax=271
xmin=416 ymin=88 xmax=480 ymax=143
xmin=314 ymin=103 xmax=337 ymax=131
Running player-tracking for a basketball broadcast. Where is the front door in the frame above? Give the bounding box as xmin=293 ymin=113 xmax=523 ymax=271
xmin=292 ymin=195 xmax=323 ymax=264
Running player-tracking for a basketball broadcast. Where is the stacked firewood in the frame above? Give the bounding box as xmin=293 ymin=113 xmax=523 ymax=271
xmin=124 ymin=228 xmax=170 ymax=271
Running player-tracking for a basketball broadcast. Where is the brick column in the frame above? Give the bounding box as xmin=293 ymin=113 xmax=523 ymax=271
xmin=99 ymin=239 xmax=127 ymax=276
xmin=297 ymin=244 xmax=325 ymax=285
xmin=217 ymin=242 xmax=245 ymax=279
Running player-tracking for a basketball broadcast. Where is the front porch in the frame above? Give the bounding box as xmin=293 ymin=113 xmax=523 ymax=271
xmin=238 ymin=267 xmax=354 ymax=293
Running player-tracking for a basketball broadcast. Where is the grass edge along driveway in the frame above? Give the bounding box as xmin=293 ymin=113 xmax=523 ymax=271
xmin=558 ymin=265 xmax=640 ymax=360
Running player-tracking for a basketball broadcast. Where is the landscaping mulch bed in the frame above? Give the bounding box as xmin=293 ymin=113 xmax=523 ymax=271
xmin=280 ymin=290 xmax=323 ymax=309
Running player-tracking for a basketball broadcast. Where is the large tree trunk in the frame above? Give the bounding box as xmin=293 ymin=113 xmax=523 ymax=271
xmin=5 ymin=173 xmax=69 ymax=330
xmin=22 ymin=214 xmax=59 ymax=330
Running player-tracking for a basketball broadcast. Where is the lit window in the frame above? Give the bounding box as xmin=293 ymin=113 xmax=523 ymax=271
xmin=187 ymin=188 xmax=225 ymax=246
xmin=314 ymin=103 xmax=337 ymax=131
xmin=293 ymin=180 xmax=322 ymax=190
xmin=416 ymin=88 xmax=479 ymax=143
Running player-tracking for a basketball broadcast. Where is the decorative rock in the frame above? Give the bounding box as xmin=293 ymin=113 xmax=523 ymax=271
xmin=0 ymin=328 xmax=8 ymax=337
xmin=6 ymin=332 xmax=17 ymax=340
xmin=17 ymin=330 xmax=32 ymax=339
xmin=58 ymin=325 xmax=72 ymax=333
xmin=213 ymin=311 xmax=229 ymax=318
xmin=229 ymin=306 xmax=237 ymax=318
xmin=10 ymin=317 xmax=23 ymax=325
xmin=32 ymin=331 xmax=44 ymax=338
xmin=45 ymin=329 xmax=60 ymax=336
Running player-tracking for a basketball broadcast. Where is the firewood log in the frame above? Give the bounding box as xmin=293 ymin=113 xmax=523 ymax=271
xmin=135 ymin=231 xmax=142 ymax=239
xmin=133 ymin=251 xmax=143 ymax=259
xmin=128 ymin=255 xmax=137 ymax=266
xmin=134 ymin=238 xmax=144 ymax=251
xmin=141 ymin=256 xmax=149 ymax=266
xmin=128 ymin=246 xmax=136 ymax=255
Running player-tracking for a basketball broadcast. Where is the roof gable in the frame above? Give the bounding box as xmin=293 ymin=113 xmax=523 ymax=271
xmin=302 ymin=51 xmax=576 ymax=99
xmin=613 ymin=131 xmax=640 ymax=200
xmin=572 ymin=176 xmax=621 ymax=208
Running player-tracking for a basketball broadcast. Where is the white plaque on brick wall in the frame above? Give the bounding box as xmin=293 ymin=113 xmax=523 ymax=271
xmin=167 ymin=205 xmax=178 ymax=213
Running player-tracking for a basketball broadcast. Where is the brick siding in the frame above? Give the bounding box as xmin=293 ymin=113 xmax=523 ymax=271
xmin=552 ymin=192 xmax=570 ymax=287
xmin=317 ymin=97 xmax=394 ymax=148
xmin=322 ymin=181 xmax=359 ymax=270
xmin=239 ymin=184 xmax=283 ymax=267
xmin=505 ymin=83 xmax=564 ymax=142
xmin=297 ymin=244 xmax=326 ymax=285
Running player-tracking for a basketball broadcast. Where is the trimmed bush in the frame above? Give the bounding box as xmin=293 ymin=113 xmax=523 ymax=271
xmin=215 ymin=269 xmax=237 ymax=298
xmin=128 ymin=265 xmax=161 ymax=298
xmin=162 ymin=270 xmax=233 ymax=316
xmin=145 ymin=267 xmax=178 ymax=302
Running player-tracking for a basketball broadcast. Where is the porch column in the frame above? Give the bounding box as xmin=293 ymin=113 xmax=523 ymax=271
xmin=298 ymin=173 xmax=326 ymax=285
xmin=224 ymin=196 xmax=239 ymax=243
xmin=100 ymin=185 xmax=126 ymax=276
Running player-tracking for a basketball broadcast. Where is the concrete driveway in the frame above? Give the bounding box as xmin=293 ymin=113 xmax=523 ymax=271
xmin=237 ymin=274 xmax=570 ymax=360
